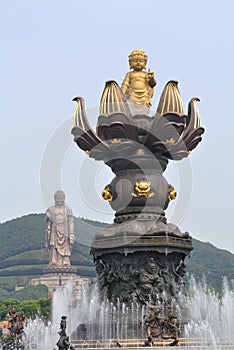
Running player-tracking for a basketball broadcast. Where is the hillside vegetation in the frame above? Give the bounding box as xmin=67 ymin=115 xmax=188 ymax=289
xmin=0 ymin=214 xmax=233 ymax=295
xmin=187 ymin=239 xmax=234 ymax=291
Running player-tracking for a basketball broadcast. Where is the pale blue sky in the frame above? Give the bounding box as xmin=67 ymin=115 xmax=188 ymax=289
xmin=1 ymin=0 xmax=234 ymax=253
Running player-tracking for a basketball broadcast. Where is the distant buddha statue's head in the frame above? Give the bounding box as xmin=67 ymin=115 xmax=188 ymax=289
xmin=54 ymin=190 xmax=65 ymax=206
xmin=129 ymin=49 xmax=148 ymax=71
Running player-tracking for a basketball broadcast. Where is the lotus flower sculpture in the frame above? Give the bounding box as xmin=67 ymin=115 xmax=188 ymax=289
xmin=72 ymin=80 xmax=204 ymax=164
xmin=71 ymin=78 xmax=204 ymax=225
xmin=71 ymin=75 xmax=205 ymax=305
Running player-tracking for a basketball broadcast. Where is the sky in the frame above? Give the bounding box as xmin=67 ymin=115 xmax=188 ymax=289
xmin=1 ymin=0 xmax=234 ymax=253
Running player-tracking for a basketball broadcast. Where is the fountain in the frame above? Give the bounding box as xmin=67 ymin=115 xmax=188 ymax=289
xmin=184 ymin=277 xmax=234 ymax=347
xmin=71 ymin=49 xmax=204 ymax=328
xmin=20 ymin=50 xmax=233 ymax=349
xmin=23 ymin=277 xmax=234 ymax=349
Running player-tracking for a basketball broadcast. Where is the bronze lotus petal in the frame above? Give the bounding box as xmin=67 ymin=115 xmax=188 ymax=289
xmin=100 ymin=80 xmax=131 ymax=116
xmin=97 ymin=112 xmax=138 ymax=142
xmin=143 ymin=113 xmax=185 ymax=155
xmin=164 ymin=98 xmax=205 ymax=160
xmin=156 ymin=80 xmax=184 ymax=116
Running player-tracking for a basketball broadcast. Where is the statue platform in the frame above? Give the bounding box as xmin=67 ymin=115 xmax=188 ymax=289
xmin=91 ymin=232 xmax=192 ymax=256
xmin=29 ymin=270 xmax=89 ymax=298
xmin=43 ymin=265 xmax=77 ymax=274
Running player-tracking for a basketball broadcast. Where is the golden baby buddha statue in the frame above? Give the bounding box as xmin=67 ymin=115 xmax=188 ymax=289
xmin=121 ymin=49 xmax=157 ymax=112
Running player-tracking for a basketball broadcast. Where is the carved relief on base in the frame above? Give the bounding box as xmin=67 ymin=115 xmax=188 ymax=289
xmin=94 ymin=251 xmax=187 ymax=305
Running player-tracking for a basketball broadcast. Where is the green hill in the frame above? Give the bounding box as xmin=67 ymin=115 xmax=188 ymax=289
xmin=0 ymin=213 xmax=233 ymax=295
xmin=186 ymin=239 xmax=234 ymax=291
xmin=0 ymin=214 xmax=105 ymax=294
